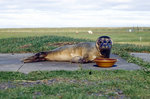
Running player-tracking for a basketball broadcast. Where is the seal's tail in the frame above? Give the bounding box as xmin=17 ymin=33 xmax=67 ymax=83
xmin=23 ymin=52 xmax=47 ymax=63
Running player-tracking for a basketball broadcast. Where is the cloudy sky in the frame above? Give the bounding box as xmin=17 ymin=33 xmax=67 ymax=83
xmin=0 ymin=0 xmax=150 ymax=28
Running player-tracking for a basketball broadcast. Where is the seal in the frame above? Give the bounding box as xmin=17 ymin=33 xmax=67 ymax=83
xmin=23 ymin=36 xmax=112 ymax=63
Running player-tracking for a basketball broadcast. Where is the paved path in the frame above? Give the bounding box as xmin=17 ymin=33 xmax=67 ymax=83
xmin=0 ymin=53 xmax=141 ymax=74
xmin=130 ymin=53 xmax=150 ymax=62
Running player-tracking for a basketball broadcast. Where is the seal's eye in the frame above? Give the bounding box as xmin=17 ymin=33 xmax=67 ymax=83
xmin=99 ymin=41 xmax=102 ymax=43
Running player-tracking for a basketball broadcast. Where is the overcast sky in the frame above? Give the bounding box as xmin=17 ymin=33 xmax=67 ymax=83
xmin=0 ymin=0 xmax=150 ymax=28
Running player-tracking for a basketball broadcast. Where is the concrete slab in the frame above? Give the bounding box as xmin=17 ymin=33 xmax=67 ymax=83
xmin=130 ymin=53 xmax=150 ymax=62
xmin=0 ymin=53 xmax=141 ymax=74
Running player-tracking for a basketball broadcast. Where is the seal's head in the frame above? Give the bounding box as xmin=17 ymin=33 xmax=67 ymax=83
xmin=96 ymin=36 xmax=113 ymax=58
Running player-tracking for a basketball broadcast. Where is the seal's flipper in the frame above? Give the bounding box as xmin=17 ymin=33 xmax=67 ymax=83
xmin=23 ymin=52 xmax=47 ymax=63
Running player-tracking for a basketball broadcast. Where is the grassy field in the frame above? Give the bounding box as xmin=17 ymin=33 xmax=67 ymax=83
xmin=0 ymin=27 xmax=150 ymax=53
xmin=0 ymin=27 xmax=150 ymax=43
xmin=0 ymin=27 xmax=150 ymax=98
xmin=0 ymin=70 xmax=150 ymax=99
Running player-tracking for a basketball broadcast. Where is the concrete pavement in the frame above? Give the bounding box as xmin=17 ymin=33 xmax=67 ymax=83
xmin=0 ymin=53 xmax=141 ymax=74
xmin=130 ymin=53 xmax=150 ymax=62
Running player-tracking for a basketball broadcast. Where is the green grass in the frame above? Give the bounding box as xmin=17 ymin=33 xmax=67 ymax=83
xmin=0 ymin=27 xmax=150 ymax=43
xmin=0 ymin=27 xmax=150 ymax=53
xmin=0 ymin=70 xmax=150 ymax=99
xmin=112 ymin=44 xmax=150 ymax=69
xmin=113 ymin=44 xmax=150 ymax=53
xmin=0 ymin=36 xmax=90 ymax=53
xmin=0 ymin=27 xmax=150 ymax=98
xmin=1 ymin=35 xmax=150 ymax=53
